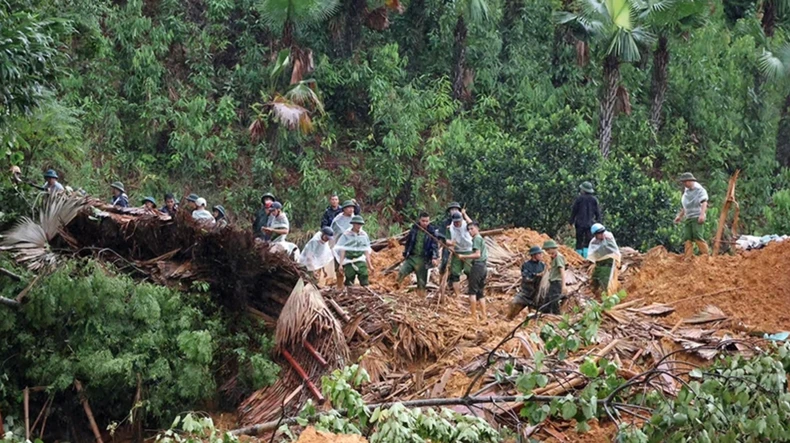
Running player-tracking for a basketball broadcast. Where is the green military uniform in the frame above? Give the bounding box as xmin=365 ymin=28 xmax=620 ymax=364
xmin=447 ymin=223 xmax=472 ymax=284
xmin=467 ymin=234 xmax=488 ymax=300
xmin=343 ymin=250 xmax=369 ymax=286
xmin=399 ymin=230 xmax=429 ymax=289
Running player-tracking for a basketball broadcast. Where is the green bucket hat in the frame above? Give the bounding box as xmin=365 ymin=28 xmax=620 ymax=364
xmin=528 ymin=246 xmax=544 ymax=256
xmin=261 ymin=192 xmax=275 ymax=203
xmin=44 ymin=169 xmax=58 ymax=179
xmin=542 ymin=240 xmax=559 ymax=250
xmin=579 ymin=181 xmax=595 ymax=194
xmin=111 ymin=181 xmax=125 ymax=193
xmin=446 ymin=202 xmax=462 ymax=211
xmin=142 ymin=196 xmax=157 ymax=207
xmin=677 ymin=172 xmax=697 ymax=182
xmin=350 ymin=215 xmax=365 ymax=225
xmin=213 ymin=205 xmax=226 ymax=217
xmin=342 ymin=200 xmax=356 ymax=209
xmin=187 ymin=193 xmax=199 ymax=202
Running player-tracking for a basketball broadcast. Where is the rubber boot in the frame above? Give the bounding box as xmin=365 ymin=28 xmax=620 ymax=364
xmin=582 ymin=248 xmax=588 ymax=259
xmin=695 ymin=240 xmax=709 ymax=256
xmin=479 ymin=299 xmax=488 ymax=323
xmin=469 ymin=297 xmax=478 ymax=323
xmin=684 ymin=241 xmax=694 ymax=260
xmin=506 ymin=302 xmax=523 ymax=321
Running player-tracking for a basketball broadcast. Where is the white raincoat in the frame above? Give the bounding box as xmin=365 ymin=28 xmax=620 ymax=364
xmin=331 ymin=213 xmax=354 ymax=240
xmin=299 ymin=231 xmax=334 ymax=271
xmin=333 ymin=228 xmax=371 ymax=265
xmin=449 ymin=221 xmax=472 ymax=252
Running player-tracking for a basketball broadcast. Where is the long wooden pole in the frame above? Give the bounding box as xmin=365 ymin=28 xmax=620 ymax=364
xmin=74 ymin=380 xmax=104 ymax=443
xmin=281 ymin=349 xmax=325 ymax=404
xmin=713 ymin=170 xmax=739 ymax=255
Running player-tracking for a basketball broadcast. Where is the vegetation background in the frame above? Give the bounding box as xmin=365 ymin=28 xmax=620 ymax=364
xmin=3 ymin=0 xmax=790 ymax=438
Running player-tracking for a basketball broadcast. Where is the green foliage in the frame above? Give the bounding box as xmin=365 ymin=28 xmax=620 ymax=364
xmin=764 ymin=188 xmax=790 ymax=233
xmin=0 ymin=0 xmax=68 ymax=124
xmin=618 ymin=343 xmax=790 ymax=442
xmin=288 ymin=364 xmax=501 ymax=443
xmin=155 ymin=413 xmax=239 ymax=443
xmin=0 ymin=260 xmax=279 ymax=431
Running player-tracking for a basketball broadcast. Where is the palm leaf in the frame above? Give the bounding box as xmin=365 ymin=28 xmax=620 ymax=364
xmin=1 ymin=193 xmax=87 ymax=270
xmin=759 ymin=47 xmax=789 ymax=81
xmin=270 ymin=96 xmax=314 ymax=133
xmin=466 ymin=0 xmax=490 ymax=24
xmin=285 ymin=81 xmax=325 ymax=114
xmin=257 ymin=0 xmax=340 ymax=31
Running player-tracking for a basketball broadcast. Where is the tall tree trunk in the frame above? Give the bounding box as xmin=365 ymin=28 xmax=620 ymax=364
xmin=599 ymin=55 xmax=620 ymax=158
xmin=762 ymin=0 xmax=776 ymax=37
xmin=777 ymin=93 xmax=790 ymax=167
xmin=452 ymin=15 xmax=468 ymax=101
xmin=649 ymin=35 xmax=669 ymax=131
xmin=282 ymin=19 xmax=295 ymax=49
xmin=345 ymin=0 xmax=367 ymax=54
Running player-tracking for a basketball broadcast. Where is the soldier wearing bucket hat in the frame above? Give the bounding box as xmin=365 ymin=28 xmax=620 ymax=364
xmin=212 ymin=205 xmax=228 ymax=228
xmin=42 ymin=169 xmax=64 ymax=194
xmin=570 ymin=181 xmax=601 ymax=259
xmin=141 ymin=196 xmax=157 ymax=210
xmin=110 ymin=182 xmax=129 ymax=208
xmin=507 ymin=245 xmax=547 ymax=320
xmin=542 ymin=240 xmax=566 ymax=314
xmin=321 ymin=194 xmax=361 ymax=228
xmin=335 ymin=215 xmax=373 ymax=286
xmin=674 ymin=172 xmax=709 ymax=259
xmin=253 ymin=192 xmax=277 ymax=239
xmin=261 ymin=201 xmax=290 ymax=242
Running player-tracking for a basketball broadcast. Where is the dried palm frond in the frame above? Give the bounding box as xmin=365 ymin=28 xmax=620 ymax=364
xmin=1 ymin=193 xmax=87 ymax=270
xmin=270 ymin=96 xmax=314 ymax=134
xmin=276 ymin=279 xmax=349 ymax=362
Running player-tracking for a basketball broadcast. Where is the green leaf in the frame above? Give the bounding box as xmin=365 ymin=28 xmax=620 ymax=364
xmin=561 ymin=401 xmax=578 ymax=420
xmin=580 ymin=358 xmax=599 ymax=378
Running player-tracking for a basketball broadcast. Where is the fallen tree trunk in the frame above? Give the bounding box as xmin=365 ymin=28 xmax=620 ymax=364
xmin=230 ymin=393 xmax=610 ymax=436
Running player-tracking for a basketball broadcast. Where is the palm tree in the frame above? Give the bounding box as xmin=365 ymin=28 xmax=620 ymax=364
xmin=451 ymin=0 xmax=490 ymax=101
xmin=760 ymin=0 xmax=789 ymax=37
xmin=557 ymin=0 xmax=653 ymax=158
xmin=641 ymin=0 xmax=708 ymax=130
xmin=257 ymin=0 xmax=340 ymax=49
xmin=759 ymin=43 xmax=790 ymax=166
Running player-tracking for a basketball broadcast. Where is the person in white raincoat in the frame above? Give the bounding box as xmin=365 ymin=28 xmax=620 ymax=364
xmin=263 ymin=201 xmax=290 ymax=242
xmin=329 ymin=200 xmax=357 ymax=288
xmin=587 ymin=223 xmax=621 ymax=296
xmin=299 ymin=227 xmax=335 ymax=274
xmin=334 ymin=215 xmax=373 ymax=287
xmin=445 ymin=212 xmax=473 ymax=297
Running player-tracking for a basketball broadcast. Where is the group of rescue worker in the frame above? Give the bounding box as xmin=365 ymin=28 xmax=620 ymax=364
xmin=25 ymin=167 xmax=711 ymax=320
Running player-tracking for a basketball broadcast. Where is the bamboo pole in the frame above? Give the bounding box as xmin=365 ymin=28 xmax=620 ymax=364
xmin=713 ymin=170 xmax=739 ymax=255
xmin=24 ymin=387 xmax=30 ymax=441
xmin=0 ymin=267 xmax=22 ymax=281
xmin=74 ymin=380 xmax=104 ymax=443
xmin=281 ymin=349 xmax=325 ymax=404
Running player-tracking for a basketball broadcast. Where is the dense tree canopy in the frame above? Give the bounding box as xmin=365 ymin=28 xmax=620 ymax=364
xmin=1 ymin=0 xmax=790 ymax=248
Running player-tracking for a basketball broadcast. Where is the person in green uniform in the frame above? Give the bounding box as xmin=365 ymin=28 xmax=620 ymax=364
xmin=457 ymin=222 xmax=488 ymax=322
xmin=397 ymin=212 xmax=440 ymax=297
xmin=335 ymin=215 xmax=374 ymax=287
xmin=543 ymin=240 xmax=566 ymax=314
xmin=507 ymin=246 xmax=546 ymax=320
xmin=674 ymin=172 xmax=709 ymax=259
xmin=588 ymin=223 xmax=621 ymax=297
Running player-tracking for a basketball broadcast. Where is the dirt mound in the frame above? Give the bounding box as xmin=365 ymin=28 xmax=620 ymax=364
xmin=295 ymin=427 xmax=367 ymax=443
xmin=494 ymin=228 xmax=584 ymax=266
xmin=626 ymin=241 xmax=790 ymax=332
